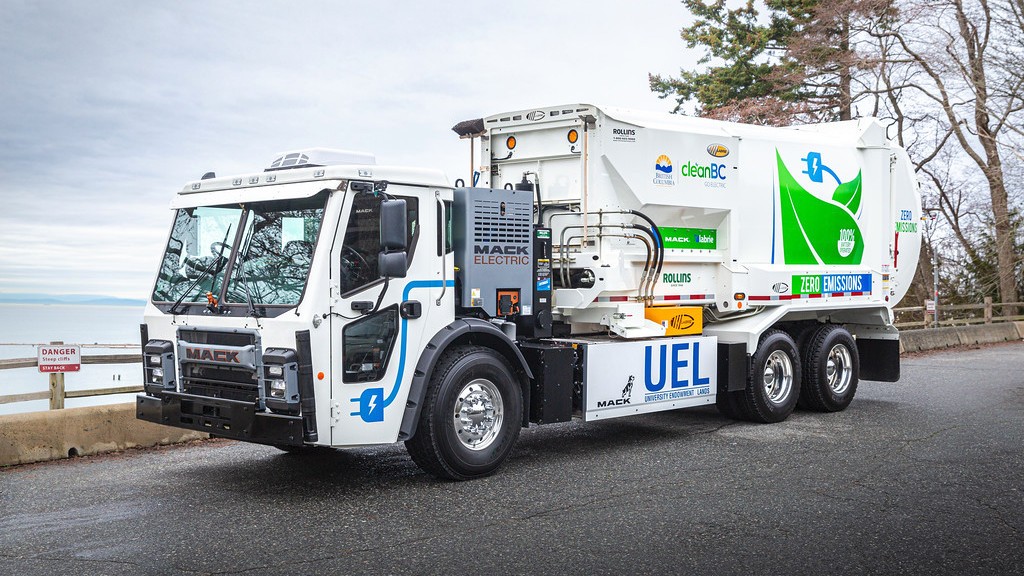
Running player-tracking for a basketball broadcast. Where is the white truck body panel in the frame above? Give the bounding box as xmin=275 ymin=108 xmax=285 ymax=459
xmin=478 ymin=104 xmax=922 ymax=342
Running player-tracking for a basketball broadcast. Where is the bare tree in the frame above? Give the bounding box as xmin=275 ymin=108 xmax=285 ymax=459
xmin=878 ymin=0 xmax=1023 ymax=313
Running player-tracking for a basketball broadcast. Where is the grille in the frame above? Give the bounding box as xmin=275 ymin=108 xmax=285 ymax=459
xmin=472 ymin=199 xmax=532 ymax=245
xmin=178 ymin=328 xmax=261 ymax=403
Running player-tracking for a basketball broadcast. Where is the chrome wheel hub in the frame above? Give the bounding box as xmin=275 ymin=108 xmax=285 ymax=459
xmin=453 ymin=378 xmax=504 ymax=451
xmin=762 ymin=350 xmax=794 ymax=405
xmin=826 ymin=344 xmax=853 ymax=394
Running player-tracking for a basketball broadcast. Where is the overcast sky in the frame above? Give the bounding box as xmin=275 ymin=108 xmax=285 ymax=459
xmin=0 ymin=1 xmax=694 ymax=299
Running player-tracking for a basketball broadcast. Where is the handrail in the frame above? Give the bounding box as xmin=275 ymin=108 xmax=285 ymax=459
xmin=893 ymin=298 xmax=1024 ymax=329
xmin=0 ymin=351 xmax=143 ymax=409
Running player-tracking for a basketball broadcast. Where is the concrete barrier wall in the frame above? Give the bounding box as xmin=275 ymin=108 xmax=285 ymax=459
xmin=0 ymin=403 xmax=207 ymax=467
xmin=899 ymin=322 xmax=1024 ymax=354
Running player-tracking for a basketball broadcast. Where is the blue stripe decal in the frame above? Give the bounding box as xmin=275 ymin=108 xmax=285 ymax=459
xmin=350 ymin=279 xmax=454 ymax=422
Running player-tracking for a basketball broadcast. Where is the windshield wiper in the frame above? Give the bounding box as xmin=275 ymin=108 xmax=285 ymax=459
xmin=234 ymin=224 xmax=262 ymax=318
xmin=168 ymin=225 xmax=232 ymax=315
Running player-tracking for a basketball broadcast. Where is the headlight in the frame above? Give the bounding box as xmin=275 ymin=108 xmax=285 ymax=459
xmin=262 ymin=348 xmax=300 ymax=415
xmin=269 ymin=379 xmax=287 ymax=398
xmin=143 ymin=340 xmax=175 ymax=394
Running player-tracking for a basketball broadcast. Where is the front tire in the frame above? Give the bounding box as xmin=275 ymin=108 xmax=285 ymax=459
xmin=405 ymin=346 xmax=523 ymax=480
xmin=799 ymin=324 xmax=859 ymax=412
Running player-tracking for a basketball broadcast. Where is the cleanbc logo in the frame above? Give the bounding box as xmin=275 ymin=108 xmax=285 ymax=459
xmin=777 ymin=150 xmax=864 ymax=265
xmin=654 ymin=155 xmax=726 ymax=186
xmin=679 ymin=160 xmax=726 ymax=180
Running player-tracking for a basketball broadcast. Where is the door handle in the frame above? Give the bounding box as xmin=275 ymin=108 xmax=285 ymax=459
xmin=401 ymin=300 xmax=422 ymax=319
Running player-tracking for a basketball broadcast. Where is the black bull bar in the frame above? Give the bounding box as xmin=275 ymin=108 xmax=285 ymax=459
xmin=137 ymin=392 xmax=304 ymax=446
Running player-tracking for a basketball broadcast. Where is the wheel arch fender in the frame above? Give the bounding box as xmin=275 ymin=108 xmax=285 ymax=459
xmin=397 ymin=319 xmax=533 ymax=441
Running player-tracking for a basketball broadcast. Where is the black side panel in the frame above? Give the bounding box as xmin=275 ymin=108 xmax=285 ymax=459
xmin=858 ymin=337 xmax=901 ymax=382
xmin=397 ymin=319 xmax=534 ymax=441
xmin=140 ymin=323 xmax=149 ymax=385
xmin=717 ymin=342 xmax=748 ymax=393
xmin=295 ymin=330 xmax=318 ymax=442
xmin=520 ymin=342 xmax=574 ymax=424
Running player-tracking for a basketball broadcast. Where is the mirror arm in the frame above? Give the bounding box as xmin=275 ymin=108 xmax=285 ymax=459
xmin=436 ymin=190 xmax=447 ymax=306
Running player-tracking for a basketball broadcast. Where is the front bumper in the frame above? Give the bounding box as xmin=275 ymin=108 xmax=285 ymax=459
xmin=137 ymin=392 xmax=304 ymax=446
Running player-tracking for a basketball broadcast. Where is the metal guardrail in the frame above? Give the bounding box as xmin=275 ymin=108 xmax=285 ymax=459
xmin=0 ymin=350 xmax=142 ymax=410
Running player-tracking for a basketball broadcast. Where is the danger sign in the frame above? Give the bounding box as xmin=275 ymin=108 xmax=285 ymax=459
xmin=37 ymin=344 xmax=81 ymax=373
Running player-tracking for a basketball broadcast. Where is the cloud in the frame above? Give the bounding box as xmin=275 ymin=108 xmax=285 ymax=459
xmin=0 ymin=0 xmax=693 ymax=299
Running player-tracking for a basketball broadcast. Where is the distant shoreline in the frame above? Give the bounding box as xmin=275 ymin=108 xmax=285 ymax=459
xmin=0 ymin=299 xmax=146 ymax=307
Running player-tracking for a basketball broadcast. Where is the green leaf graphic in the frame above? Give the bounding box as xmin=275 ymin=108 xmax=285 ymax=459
xmin=777 ymin=151 xmax=863 ymax=265
xmin=832 ymin=171 xmax=862 ymax=215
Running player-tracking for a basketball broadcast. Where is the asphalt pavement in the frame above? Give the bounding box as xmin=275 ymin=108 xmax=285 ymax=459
xmin=1 ymin=342 xmax=1022 ymax=575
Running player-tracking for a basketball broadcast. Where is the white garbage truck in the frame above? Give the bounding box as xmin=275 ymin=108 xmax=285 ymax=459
xmin=137 ymin=104 xmax=922 ymax=479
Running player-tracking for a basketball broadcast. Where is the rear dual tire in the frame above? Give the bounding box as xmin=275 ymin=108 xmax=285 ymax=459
xmin=798 ymin=324 xmax=859 ymax=412
xmin=717 ymin=330 xmax=801 ymax=423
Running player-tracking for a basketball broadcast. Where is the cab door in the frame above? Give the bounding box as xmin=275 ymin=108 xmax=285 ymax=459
xmin=329 ymin=183 xmax=453 ymax=445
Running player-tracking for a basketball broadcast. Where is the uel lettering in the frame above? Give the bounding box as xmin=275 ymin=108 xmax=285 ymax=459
xmin=644 ymin=342 xmax=710 ymax=391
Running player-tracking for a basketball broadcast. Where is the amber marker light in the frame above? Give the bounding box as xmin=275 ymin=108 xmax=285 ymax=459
xmin=317 ymin=371 xmax=325 ymax=380
xmin=506 ymin=135 xmax=517 ymax=149
xmin=568 ymin=129 xmax=579 ymax=144
xmin=734 ymin=292 xmax=746 ymax=301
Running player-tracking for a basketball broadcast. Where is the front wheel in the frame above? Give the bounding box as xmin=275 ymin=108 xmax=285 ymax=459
xmin=405 ymin=346 xmax=523 ymax=480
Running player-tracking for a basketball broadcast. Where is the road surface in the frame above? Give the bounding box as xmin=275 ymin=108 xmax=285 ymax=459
xmin=1 ymin=342 xmax=1022 ymax=575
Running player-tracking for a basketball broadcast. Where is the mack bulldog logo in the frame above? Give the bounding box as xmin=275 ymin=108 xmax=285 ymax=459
xmin=598 ymin=375 xmax=635 ymax=408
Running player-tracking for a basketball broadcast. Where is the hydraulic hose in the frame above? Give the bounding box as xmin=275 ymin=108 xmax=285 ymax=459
xmin=629 ymin=210 xmax=664 ymax=298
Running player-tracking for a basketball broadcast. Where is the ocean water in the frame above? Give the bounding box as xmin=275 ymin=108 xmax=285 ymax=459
xmin=0 ymin=303 xmax=144 ymax=415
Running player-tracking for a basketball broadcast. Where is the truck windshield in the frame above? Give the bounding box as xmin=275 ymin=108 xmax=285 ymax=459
xmin=152 ymin=190 xmax=329 ymax=308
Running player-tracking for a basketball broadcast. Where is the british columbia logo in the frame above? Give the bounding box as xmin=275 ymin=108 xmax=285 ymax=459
xmin=654 ymin=155 xmax=675 ymax=186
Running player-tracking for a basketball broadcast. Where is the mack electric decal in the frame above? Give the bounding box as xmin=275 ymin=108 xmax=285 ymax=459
xmin=776 ymin=149 xmax=864 ymax=266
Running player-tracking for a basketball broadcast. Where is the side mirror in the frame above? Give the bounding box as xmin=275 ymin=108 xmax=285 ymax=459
xmin=379 ymin=251 xmax=407 ymax=278
xmin=380 ymin=199 xmax=407 ymax=251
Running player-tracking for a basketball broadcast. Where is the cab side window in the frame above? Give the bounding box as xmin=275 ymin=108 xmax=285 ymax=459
xmin=342 ymin=305 xmax=399 ymax=383
xmin=339 ymin=193 xmax=418 ymax=295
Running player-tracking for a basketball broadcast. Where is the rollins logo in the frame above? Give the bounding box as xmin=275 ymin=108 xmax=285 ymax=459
xmin=184 ymin=347 xmax=240 ymax=363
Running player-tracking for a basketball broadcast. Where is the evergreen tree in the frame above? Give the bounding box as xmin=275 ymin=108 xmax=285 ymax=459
xmin=651 ymin=0 xmax=892 ymax=124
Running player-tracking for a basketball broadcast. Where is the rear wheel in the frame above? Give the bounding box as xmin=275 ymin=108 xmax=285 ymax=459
xmin=799 ymin=324 xmax=859 ymax=412
xmin=737 ymin=330 xmax=801 ymax=423
xmin=405 ymin=346 xmax=523 ymax=480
